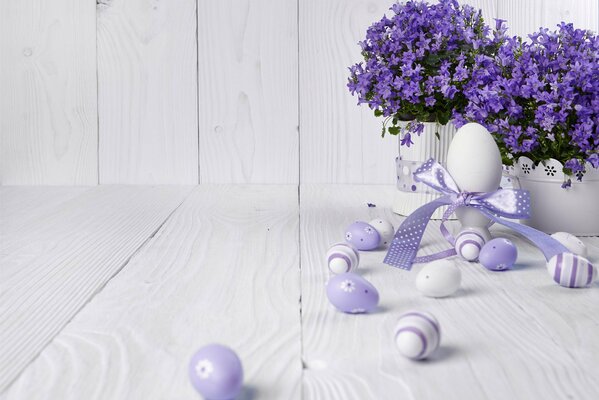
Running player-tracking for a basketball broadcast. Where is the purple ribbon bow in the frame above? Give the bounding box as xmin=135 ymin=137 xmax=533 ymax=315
xmin=384 ymin=158 xmax=570 ymax=270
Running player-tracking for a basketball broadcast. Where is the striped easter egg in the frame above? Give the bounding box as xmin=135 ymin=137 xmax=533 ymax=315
xmin=326 ymin=243 xmax=360 ymax=274
xmin=454 ymin=230 xmax=486 ymax=261
xmin=547 ymin=253 xmax=596 ymax=288
xmin=394 ymin=311 xmax=441 ymax=360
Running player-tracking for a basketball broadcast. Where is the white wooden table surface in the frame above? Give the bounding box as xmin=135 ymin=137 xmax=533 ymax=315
xmin=1 ymin=185 xmax=598 ymax=400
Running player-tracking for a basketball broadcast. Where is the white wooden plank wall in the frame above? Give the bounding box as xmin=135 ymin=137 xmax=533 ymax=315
xmin=0 ymin=0 xmax=98 ymax=185
xmin=1 ymin=0 xmax=598 ymax=185
xmin=97 ymin=0 xmax=199 ymax=184
xmin=197 ymin=0 xmax=299 ymax=183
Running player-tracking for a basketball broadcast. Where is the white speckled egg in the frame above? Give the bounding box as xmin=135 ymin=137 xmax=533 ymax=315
xmin=547 ymin=252 xmax=596 ymax=288
xmin=394 ymin=311 xmax=441 ymax=360
xmin=326 ymin=243 xmax=360 ymax=274
xmin=369 ymin=218 xmax=395 ymax=247
xmin=416 ymin=259 xmax=461 ymax=298
xmin=551 ymin=232 xmax=588 ymax=258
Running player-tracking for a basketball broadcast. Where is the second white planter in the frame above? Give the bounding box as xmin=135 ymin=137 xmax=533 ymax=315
xmin=393 ymin=121 xmax=456 ymax=219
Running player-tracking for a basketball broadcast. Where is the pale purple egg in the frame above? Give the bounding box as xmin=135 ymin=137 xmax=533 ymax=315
xmin=345 ymin=221 xmax=381 ymax=251
xmin=189 ymin=344 xmax=243 ymax=400
xmin=326 ymin=273 xmax=379 ymax=314
xmin=479 ymin=238 xmax=518 ymax=271
xmin=547 ymin=252 xmax=596 ymax=288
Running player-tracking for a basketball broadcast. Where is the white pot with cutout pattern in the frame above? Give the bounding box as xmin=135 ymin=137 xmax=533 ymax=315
xmin=511 ymin=157 xmax=599 ymax=236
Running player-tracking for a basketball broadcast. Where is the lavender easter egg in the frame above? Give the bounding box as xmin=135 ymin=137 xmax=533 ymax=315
xmin=369 ymin=218 xmax=395 ymax=246
xmin=551 ymin=232 xmax=588 ymax=258
xmin=345 ymin=221 xmax=381 ymax=251
xmin=326 ymin=243 xmax=360 ymax=274
xmin=547 ymin=252 xmax=596 ymax=288
xmin=454 ymin=229 xmax=487 ymax=261
xmin=479 ymin=238 xmax=518 ymax=271
xmin=394 ymin=311 xmax=441 ymax=360
xmin=189 ymin=344 xmax=243 ymax=400
xmin=416 ymin=259 xmax=461 ymax=298
xmin=326 ymin=273 xmax=379 ymax=313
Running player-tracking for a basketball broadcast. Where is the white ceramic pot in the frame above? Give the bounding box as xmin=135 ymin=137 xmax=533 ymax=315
xmin=511 ymin=157 xmax=599 ymax=236
xmin=393 ymin=121 xmax=456 ymax=219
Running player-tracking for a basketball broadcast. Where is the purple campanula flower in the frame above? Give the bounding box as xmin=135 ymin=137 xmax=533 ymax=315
xmin=455 ymin=22 xmax=598 ymax=180
xmin=347 ymin=0 xmax=500 ymax=141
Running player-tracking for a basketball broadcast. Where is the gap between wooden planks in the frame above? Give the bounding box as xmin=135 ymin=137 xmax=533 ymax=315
xmin=2 ymin=185 xmax=302 ymax=399
xmin=2 ymin=185 xmax=599 ymax=399
xmin=0 ymin=185 xmax=194 ymax=393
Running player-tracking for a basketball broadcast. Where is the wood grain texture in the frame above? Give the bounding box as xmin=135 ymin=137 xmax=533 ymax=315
xmin=3 ymin=186 xmax=302 ymax=399
xmin=299 ymin=0 xmax=497 ymax=184
xmin=0 ymin=0 xmax=97 ymax=185
xmin=497 ymin=0 xmax=599 ymax=38
xmin=97 ymin=0 xmax=198 ymax=184
xmin=300 ymin=185 xmax=599 ymax=400
xmin=0 ymin=186 xmax=92 ymax=247
xmin=0 ymin=186 xmax=192 ymax=392
xmin=198 ymin=0 xmax=299 ymax=183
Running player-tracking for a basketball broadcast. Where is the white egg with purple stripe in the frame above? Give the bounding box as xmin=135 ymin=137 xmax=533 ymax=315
xmin=547 ymin=252 xmax=596 ymax=288
xmin=369 ymin=218 xmax=395 ymax=247
xmin=326 ymin=243 xmax=360 ymax=274
xmin=551 ymin=232 xmax=588 ymax=258
xmin=394 ymin=311 xmax=441 ymax=360
xmin=454 ymin=229 xmax=487 ymax=261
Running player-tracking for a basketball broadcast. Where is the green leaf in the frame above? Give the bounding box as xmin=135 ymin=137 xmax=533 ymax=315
xmin=388 ymin=126 xmax=401 ymax=135
xmin=374 ymin=109 xmax=383 ymax=117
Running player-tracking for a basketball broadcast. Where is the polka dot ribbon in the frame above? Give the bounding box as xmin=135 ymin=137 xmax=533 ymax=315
xmin=384 ymin=158 xmax=571 ymax=270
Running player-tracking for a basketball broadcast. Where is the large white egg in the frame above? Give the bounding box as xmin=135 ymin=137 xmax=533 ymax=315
xmin=447 ymin=123 xmax=502 ymax=193
xmin=447 ymin=123 xmax=502 ymax=229
xmin=416 ymin=259 xmax=462 ymax=297
xmin=551 ymin=232 xmax=588 ymax=258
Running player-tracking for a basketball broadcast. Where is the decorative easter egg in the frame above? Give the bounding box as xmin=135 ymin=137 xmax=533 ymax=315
xmin=394 ymin=311 xmax=441 ymax=360
xmin=551 ymin=232 xmax=588 ymax=258
xmin=326 ymin=243 xmax=360 ymax=274
xmin=369 ymin=218 xmax=395 ymax=247
xmin=546 ymin=252 xmax=596 ymax=288
xmin=326 ymin=273 xmax=379 ymax=313
xmin=416 ymin=259 xmax=461 ymax=298
xmin=479 ymin=238 xmax=518 ymax=271
xmin=454 ymin=229 xmax=487 ymax=261
xmin=345 ymin=221 xmax=381 ymax=251
xmin=447 ymin=123 xmax=502 ymax=245
xmin=189 ymin=344 xmax=243 ymax=400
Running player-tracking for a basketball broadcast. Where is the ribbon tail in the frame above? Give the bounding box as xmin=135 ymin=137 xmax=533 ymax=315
xmin=384 ymin=196 xmax=453 ymax=270
xmin=476 ymin=208 xmax=570 ymax=261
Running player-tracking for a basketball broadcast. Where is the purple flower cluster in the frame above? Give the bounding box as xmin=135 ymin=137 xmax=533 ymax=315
xmin=454 ymin=23 xmax=599 ymax=178
xmin=348 ymin=0 xmax=498 ymax=141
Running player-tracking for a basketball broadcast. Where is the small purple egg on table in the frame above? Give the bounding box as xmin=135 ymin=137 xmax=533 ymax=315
xmin=551 ymin=232 xmax=588 ymax=258
xmin=326 ymin=243 xmax=360 ymax=274
xmin=368 ymin=218 xmax=395 ymax=247
xmin=189 ymin=344 xmax=243 ymax=400
xmin=326 ymin=272 xmax=379 ymax=314
xmin=345 ymin=221 xmax=381 ymax=251
xmin=479 ymin=238 xmax=518 ymax=271
xmin=547 ymin=252 xmax=596 ymax=288
xmin=394 ymin=311 xmax=441 ymax=360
